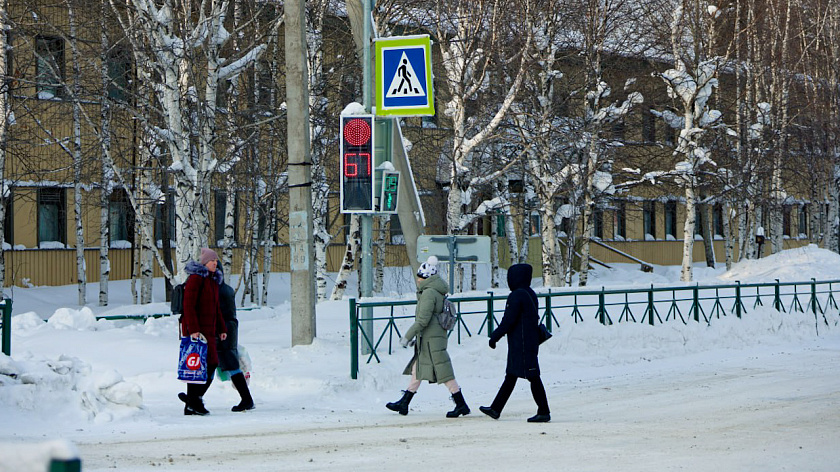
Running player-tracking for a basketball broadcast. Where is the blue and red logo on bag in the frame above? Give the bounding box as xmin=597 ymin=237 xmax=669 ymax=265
xmin=185 ymin=353 xmax=202 ymax=370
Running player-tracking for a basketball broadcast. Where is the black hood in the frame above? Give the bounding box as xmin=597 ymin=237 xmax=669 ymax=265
xmin=506 ymin=263 xmax=533 ymax=291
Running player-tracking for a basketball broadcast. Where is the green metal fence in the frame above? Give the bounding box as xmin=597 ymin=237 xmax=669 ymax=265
xmin=349 ymin=278 xmax=840 ymax=379
xmin=1 ymin=298 xmax=12 ymax=356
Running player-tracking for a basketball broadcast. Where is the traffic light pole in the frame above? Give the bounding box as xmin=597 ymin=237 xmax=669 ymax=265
xmin=360 ymin=0 xmax=374 ymax=354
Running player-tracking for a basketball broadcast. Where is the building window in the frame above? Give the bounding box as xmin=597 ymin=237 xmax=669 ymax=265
xmin=109 ymin=189 xmax=134 ymax=245
xmin=663 ymin=124 xmax=676 ymax=147
xmin=155 ymin=192 xmax=175 ymax=244
xmin=664 ymin=200 xmax=677 ymax=239
xmin=2 ymin=191 xmax=12 ymax=246
xmin=695 ymin=207 xmax=704 ymax=237
xmin=783 ymin=206 xmax=791 ymax=237
xmin=107 ymin=48 xmax=131 ymax=102
xmin=593 ymin=209 xmax=603 ymax=239
xmin=713 ymin=204 xmax=724 ymax=237
xmin=496 ymin=214 xmax=506 ymax=238
xmin=798 ymin=205 xmax=807 ymax=237
xmin=529 ymin=212 xmax=541 ymax=237
xmin=214 ymin=191 xmax=238 ymax=245
xmin=38 ymin=188 xmax=66 ymax=246
xmin=35 ymin=35 xmax=65 ymax=99
xmin=643 ymin=201 xmax=656 ymax=240
xmin=642 ymin=110 xmax=656 ymax=142
xmin=615 ymin=201 xmax=626 ymax=240
xmin=4 ymin=31 xmax=15 ymax=92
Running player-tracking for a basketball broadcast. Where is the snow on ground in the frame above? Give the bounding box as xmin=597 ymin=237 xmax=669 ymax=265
xmin=1 ymin=245 xmax=839 ymax=471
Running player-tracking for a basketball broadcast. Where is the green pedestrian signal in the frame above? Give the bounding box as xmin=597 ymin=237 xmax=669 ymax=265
xmin=380 ymin=171 xmax=399 ymax=213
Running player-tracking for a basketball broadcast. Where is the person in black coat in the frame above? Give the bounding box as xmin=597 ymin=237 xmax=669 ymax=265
xmin=480 ymin=263 xmax=550 ymax=423
xmin=217 ymin=276 xmax=254 ymax=412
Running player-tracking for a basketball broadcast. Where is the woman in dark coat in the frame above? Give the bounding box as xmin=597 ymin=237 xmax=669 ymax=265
xmin=178 ymin=248 xmax=227 ymax=416
xmin=480 ymin=263 xmax=550 ymax=422
xmin=217 ymin=280 xmax=254 ymax=411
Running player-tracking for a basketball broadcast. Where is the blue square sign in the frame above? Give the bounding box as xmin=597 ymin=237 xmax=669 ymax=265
xmin=375 ymin=35 xmax=435 ymax=116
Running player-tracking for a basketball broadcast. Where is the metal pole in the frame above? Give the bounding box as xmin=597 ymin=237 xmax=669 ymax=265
xmin=350 ymin=298 xmax=358 ymax=379
xmin=285 ymin=0 xmax=317 ymax=346
xmin=448 ymin=236 xmax=456 ymax=294
xmin=1 ymin=298 xmax=10 ymax=356
xmin=359 ymin=0 xmax=374 ymax=354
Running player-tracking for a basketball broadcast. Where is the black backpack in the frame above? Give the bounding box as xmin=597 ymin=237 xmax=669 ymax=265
xmin=170 ymin=282 xmax=187 ymax=315
xmin=436 ymin=296 xmax=457 ymax=331
xmin=171 ymin=276 xmax=202 ymax=315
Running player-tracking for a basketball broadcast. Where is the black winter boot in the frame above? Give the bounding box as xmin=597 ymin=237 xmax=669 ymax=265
xmin=386 ymin=390 xmax=415 ymax=415
xmin=182 ymin=385 xmax=209 ymax=416
xmin=230 ymin=372 xmax=255 ymax=412
xmin=446 ymin=390 xmax=470 ymax=418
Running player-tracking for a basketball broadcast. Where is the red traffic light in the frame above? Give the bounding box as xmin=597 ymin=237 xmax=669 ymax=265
xmin=343 ymin=118 xmax=372 ymax=146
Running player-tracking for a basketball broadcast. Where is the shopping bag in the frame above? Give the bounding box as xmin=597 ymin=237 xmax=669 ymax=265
xmin=178 ymin=335 xmax=208 ymax=384
xmin=238 ymin=345 xmax=252 ymax=385
xmin=215 ymin=345 xmax=252 ymax=384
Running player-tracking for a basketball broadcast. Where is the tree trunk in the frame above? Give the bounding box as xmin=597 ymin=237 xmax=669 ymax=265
xmin=330 ymin=214 xmax=360 ymax=300
xmin=98 ymin=3 xmax=111 ymax=307
xmin=374 ymin=215 xmax=388 ymax=294
xmin=69 ymin=1 xmax=86 ymax=305
xmin=700 ymin=202 xmax=715 ymax=268
xmin=681 ymin=186 xmax=697 ymax=282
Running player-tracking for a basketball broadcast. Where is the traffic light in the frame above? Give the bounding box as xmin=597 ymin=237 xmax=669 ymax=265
xmin=380 ymin=170 xmax=399 ymax=213
xmin=340 ymin=115 xmax=375 ymax=212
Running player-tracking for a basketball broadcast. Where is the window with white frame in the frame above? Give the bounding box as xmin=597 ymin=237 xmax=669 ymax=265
xmin=38 ymin=188 xmax=66 ymax=246
xmin=643 ymin=201 xmax=656 ymax=239
xmin=529 ymin=212 xmax=541 ymax=237
xmin=214 ymin=191 xmax=238 ymax=245
xmin=615 ymin=201 xmax=626 ymax=240
xmin=108 ymin=189 xmax=134 ymax=245
xmin=664 ymin=200 xmax=677 ymax=239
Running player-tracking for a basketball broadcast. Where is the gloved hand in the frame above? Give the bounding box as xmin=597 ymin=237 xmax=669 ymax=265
xmin=489 ymin=339 xmax=497 ymax=349
xmin=400 ymin=336 xmax=415 ymax=348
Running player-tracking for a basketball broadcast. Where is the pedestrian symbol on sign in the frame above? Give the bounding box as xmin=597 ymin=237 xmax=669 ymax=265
xmin=386 ymin=53 xmax=425 ymax=98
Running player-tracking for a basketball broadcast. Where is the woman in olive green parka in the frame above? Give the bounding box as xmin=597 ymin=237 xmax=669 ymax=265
xmin=385 ymin=256 xmax=470 ymax=418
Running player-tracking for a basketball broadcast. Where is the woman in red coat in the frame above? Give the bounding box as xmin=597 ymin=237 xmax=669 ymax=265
xmin=179 ymin=248 xmax=227 ymax=416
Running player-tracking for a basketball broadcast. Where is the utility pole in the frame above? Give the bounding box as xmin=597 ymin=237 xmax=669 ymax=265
xmin=286 ymin=0 xmax=317 ymax=345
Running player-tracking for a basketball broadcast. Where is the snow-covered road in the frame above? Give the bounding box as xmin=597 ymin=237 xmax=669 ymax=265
xmin=75 ymin=343 xmax=840 ymax=472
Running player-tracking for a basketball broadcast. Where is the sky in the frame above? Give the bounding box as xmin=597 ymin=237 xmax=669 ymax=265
xmin=1 ymin=244 xmax=839 ymax=472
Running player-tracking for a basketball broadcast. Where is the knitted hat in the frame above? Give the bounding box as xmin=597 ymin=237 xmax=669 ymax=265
xmin=417 ymin=255 xmax=439 ymax=279
xmin=199 ymin=248 xmax=219 ymax=266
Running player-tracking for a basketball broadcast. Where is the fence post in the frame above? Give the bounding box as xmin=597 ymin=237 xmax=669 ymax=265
xmin=349 ymin=298 xmax=358 ymax=380
xmin=811 ymin=278 xmax=818 ymax=317
xmin=545 ymin=289 xmax=553 ymax=332
xmin=598 ymin=288 xmax=607 ymax=325
xmin=647 ymin=285 xmax=655 ymax=326
xmin=693 ymin=284 xmax=700 ymax=322
xmin=486 ymin=291 xmax=495 ymax=336
xmin=735 ymin=281 xmax=742 ymax=318
xmin=1 ymin=298 xmax=10 ymax=356
xmin=773 ymin=279 xmax=782 ymax=311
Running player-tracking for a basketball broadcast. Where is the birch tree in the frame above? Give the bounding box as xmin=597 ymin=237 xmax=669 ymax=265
xmin=423 ymin=0 xmax=532 ymax=239
xmin=655 ymin=2 xmax=724 ymax=282
xmin=110 ymin=0 xmax=268 ymax=281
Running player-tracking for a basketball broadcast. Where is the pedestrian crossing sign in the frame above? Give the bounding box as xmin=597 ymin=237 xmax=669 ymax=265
xmin=375 ymin=35 xmax=435 ymax=117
